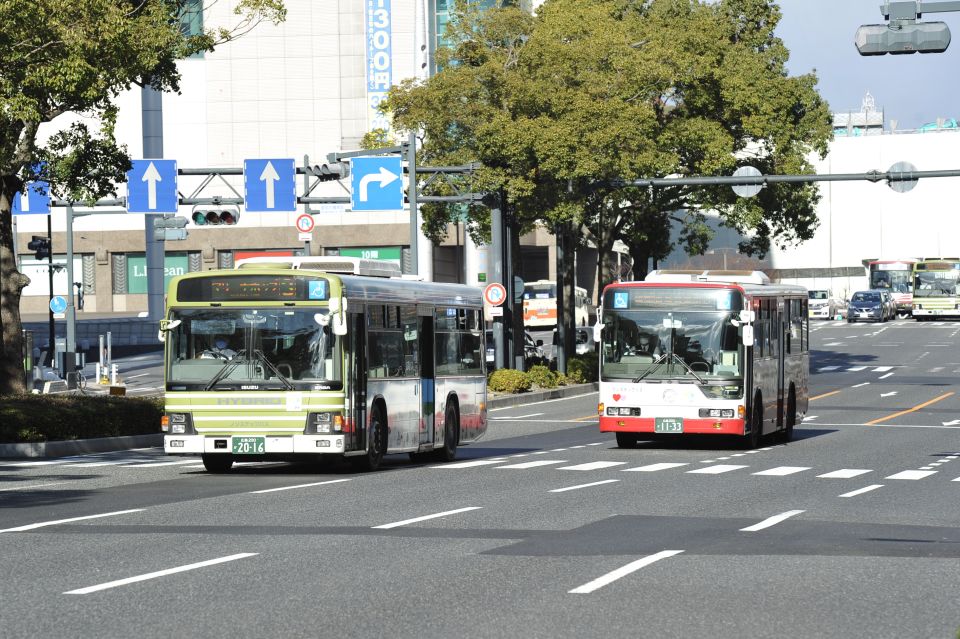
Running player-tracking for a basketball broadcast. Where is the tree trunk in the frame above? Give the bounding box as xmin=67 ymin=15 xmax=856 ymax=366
xmin=0 ymin=176 xmax=31 ymax=395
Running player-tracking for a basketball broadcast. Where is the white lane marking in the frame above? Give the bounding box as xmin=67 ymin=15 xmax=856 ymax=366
xmin=716 ymin=457 xmax=731 ymax=460
xmin=885 ymin=470 xmax=937 ymax=480
xmin=0 ymin=482 xmax=64 ymax=492
xmin=949 ymin=456 xmax=959 ymax=459
xmin=494 ymin=413 xmax=544 ymax=420
xmin=569 ymin=550 xmax=685 ymax=594
xmin=759 ymin=447 xmax=775 ymax=451
xmin=64 ymin=553 xmax=258 ymax=595
xmin=122 ymin=460 xmax=200 ymax=468
xmin=740 ymin=510 xmax=805 ymax=532
xmin=622 ymin=463 xmax=689 ymax=473
xmin=730 ymin=453 xmax=746 ymax=457
xmin=509 ymin=454 xmax=530 ymax=458
xmin=880 ymin=391 xmax=897 ymax=398
xmin=373 ymin=507 xmax=482 ymax=530
xmin=752 ymin=466 xmax=811 ymax=476
xmin=744 ymin=450 xmax=762 ymax=453
xmin=873 ymin=366 xmax=894 ymax=372
xmin=840 ymin=484 xmax=884 ymax=498
xmin=921 ymin=466 xmax=936 ymax=470
xmin=250 ymin=479 xmax=352 ymax=494
xmin=824 ymin=342 xmax=842 ymax=347
xmin=817 ymin=366 xmax=840 ymax=372
xmin=805 ymin=416 xmax=819 ymax=421
xmin=817 ymin=469 xmax=871 ymax=479
xmin=548 ymin=448 xmax=568 ymax=452
xmin=72 ymin=460 xmax=144 ymax=467
xmin=497 ymin=460 xmax=567 ymax=470
xmin=531 ymin=451 xmax=550 ymax=455
xmin=10 ymin=460 xmax=74 ymax=467
xmin=124 ymin=372 xmax=150 ymax=379
xmin=878 ymin=373 xmax=894 ymax=379
xmin=559 ymin=461 xmax=628 ymax=471
xmin=847 ymin=366 xmax=867 ymax=372
xmin=852 ymin=382 xmax=870 ymax=388
xmin=431 ymin=459 xmax=506 ymax=469
xmin=489 ymin=391 xmax=598 ymax=412
xmin=0 ymin=509 xmax=143 ymax=534
xmin=687 ymin=465 xmax=748 ymax=475
xmin=569 ymin=445 xmax=587 ymax=449
xmin=587 ymin=442 xmax=605 ymax=446
xmin=550 ymin=480 xmax=620 ymax=493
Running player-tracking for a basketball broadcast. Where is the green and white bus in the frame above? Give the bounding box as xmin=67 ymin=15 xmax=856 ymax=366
xmin=160 ymin=267 xmax=487 ymax=472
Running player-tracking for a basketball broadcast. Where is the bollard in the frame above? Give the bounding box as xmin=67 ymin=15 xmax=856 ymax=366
xmin=111 ymin=363 xmax=119 ymax=385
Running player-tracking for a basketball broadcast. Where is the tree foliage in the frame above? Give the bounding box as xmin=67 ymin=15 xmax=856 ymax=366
xmin=384 ymin=0 xmax=832 ymax=280
xmin=0 ymin=0 xmax=285 ymax=395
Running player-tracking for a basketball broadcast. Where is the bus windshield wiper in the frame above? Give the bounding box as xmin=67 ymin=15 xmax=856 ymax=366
xmin=252 ymin=349 xmax=294 ymax=390
xmin=204 ymin=349 xmax=247 ymax=391
xmin=633 ymin=352 xmax=704 ymax=384
xmin=633 ymin=353 xmax=669 ymax=383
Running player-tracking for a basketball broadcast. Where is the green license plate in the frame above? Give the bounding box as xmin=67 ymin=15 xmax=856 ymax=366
xmin=654 ymin=417 xmax=683 ymax=434
xmin=232 ymin=436 xmax=265 ymax=454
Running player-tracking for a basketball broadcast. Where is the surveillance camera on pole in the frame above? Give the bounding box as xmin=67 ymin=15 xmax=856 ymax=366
xmin=856 ymin=1 xmax=952 ymax=55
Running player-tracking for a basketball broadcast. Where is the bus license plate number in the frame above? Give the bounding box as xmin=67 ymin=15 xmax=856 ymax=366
xmin=655 ymin=417 xmax=683 ymax=433
xmin=232 ymin=437 xmax=265 ymax=454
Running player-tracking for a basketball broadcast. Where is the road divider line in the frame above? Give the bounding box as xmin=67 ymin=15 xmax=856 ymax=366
xmin=0 ymin=509 xmax=144 ymax=534
xmin=840 ymin=484 xmax=883 ymax=498
xmin=569 ymin=550 xmax=684 ymax=594
xmin=550 ymin=479 xmax=620 ymax=493
xmin=810 ymin=390 xmax=843 ymax=401
xmin=373 ymin=507 xmax=482 ymax=530
xmin=64 ymin=553 xmax=258 ymax=594
xmin=250 ymin=478 xmax=352 ymax=494
xmin=865 ymin=392 xmax=954 ymax=425
xmin=0 ymin=482 xmax=64 ymax=492
xmin=740 ymin=510 xmax=804 ymax=532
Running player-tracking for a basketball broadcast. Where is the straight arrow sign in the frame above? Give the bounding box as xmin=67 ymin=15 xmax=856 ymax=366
xmin=259 ymin=161 xmax=279 ymax=209
xmin=142 ymin=162 xmax=161 ymax=210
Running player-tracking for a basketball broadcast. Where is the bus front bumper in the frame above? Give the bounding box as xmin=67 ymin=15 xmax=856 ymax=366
xmin=164 ymin=435 xmax=345 ymax=455
xmin=599 ymin=416 xmax=746 ymax=436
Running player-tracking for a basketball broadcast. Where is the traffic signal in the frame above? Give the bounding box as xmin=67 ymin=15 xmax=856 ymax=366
xmin=311 ymin=162 xmax=350 ymax=182
xmin=153 ymin=216 xmax=189 ymax=241
xmin=191 ymin=206 xmax=240 ymax=226
xmin=27 ymin=235 xmax=50 ymax=260
xmin=856 ymin=21 xmax=951 ymax=55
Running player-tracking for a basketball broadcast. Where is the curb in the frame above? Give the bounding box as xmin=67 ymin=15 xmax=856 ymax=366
xmin=0 ymin=434 xmax=163 ymax=459
xmin=487 ymin=382 xmax=598 ymax=410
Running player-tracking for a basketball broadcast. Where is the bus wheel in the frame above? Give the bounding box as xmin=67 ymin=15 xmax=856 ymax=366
xmin=780 ymin=391 xmax=796 ymax=444
xmin=616 ymin=432 xmax=639 ymax=448
xmin=431 ymin=405 xmax=460 ymax=462
xmin=743 ymin=402 xmax=763 ymax=449
xmin=351 ymin=407 xmax=387 ymax=472
xmin=201 ymin=454 xmax=233 ymax=473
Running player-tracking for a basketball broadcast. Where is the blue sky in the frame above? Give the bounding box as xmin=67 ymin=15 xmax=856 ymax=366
xmin=776 ymin=1 xmax=958 ymax=129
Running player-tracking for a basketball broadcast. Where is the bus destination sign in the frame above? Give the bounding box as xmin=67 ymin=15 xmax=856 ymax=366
xmin=177 ymin=275 xmax=330 ymax=302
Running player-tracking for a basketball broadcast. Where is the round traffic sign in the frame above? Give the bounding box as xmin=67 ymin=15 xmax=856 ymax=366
xmin=731 ymin=166 xmax=763 ymax=198
xmin=483 ymin=283 xmax=507 ymax=306
xmin=296 ymin=214 xmax=315 ymax=233
xmin=49 ymin=295 xmax=67 ymax=314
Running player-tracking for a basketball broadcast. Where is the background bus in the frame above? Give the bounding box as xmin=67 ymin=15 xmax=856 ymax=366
xmin=596 ymin=269 xmax=809 ymax=449
xmin=160 ymin=268 xmax=487 ymax=472
xmin=912 ymin=258 xmax=960 ymax=320
xmin=522 ymin=279 xmax=589 ymax=327
xmin=867 ymin=259 xmax=916 ymax=317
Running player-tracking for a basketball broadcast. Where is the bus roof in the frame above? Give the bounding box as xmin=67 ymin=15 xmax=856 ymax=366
xmin=645 ymin=269 xmax=771 ymax=285
xmin=235 ymin=255 xmax=402 ymax=278
xmin=605 ymin=271 xmax=806 ymax=298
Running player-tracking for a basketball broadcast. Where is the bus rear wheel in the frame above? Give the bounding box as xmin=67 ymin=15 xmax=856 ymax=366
xmin=431 ymin=405 xmax=460 ymax=463
xmin=202 ymin=454 xmax=233 ymax=473
xmin=616 ymin=432 xmax=639 ymax=448
xmin=351 ymin=406 xmax=386 ymax=472
xmin=780 ymin=391 xmax=796 ymax=443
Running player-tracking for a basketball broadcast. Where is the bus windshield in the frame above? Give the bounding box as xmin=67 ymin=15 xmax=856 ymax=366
xmin=914 ymin=270 xmax=960 ymax=297
xmin=871 ymin=269 xmax=912 ymax=293
xmin=601 ymin=306 xmax=742 ymax=381
xmin=165 ymin=308 xmax=342 ymax=390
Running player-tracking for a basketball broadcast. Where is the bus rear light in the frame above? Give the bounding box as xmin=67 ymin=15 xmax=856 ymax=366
xmin=597 ymin=403 xmax=604 ymax=415
xmin=738 ymin=405 xmax=745 ymax=418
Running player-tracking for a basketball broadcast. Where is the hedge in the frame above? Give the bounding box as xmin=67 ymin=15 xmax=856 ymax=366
xmin=0 ymin=395 xmax=163 ymax=443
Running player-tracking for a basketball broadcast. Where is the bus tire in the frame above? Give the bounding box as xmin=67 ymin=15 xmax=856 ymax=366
xmin=743 ymin=400 xmax=763 ymax=449
xmin=431 ymin=405 xmax=460 ymax=462
xmin=616 ymin=432 xmax=639 ymax=448
xmin=202 ymin=454 xmax=233 ymax=473
xmin=780 ymin=390 xmax=796 ymax=443
xmin=351 ymin=405 xmax=387 ymax=472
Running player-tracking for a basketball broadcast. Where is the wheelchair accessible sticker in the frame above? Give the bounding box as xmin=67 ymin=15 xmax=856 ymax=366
xmin=613 ymin=292 xmax=629 ymax=309
xmin=308 ymin=280 xmax=327 ymax=300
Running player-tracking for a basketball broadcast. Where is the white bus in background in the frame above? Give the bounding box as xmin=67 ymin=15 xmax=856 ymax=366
xmin=596 ymin=270 xmax=809 ymax=449
xmin=522 ymin=279 xmax=590 ymax=327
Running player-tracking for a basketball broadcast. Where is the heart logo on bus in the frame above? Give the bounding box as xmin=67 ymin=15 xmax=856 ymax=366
xmin=612 ymin=394 xmax=621 ymax=401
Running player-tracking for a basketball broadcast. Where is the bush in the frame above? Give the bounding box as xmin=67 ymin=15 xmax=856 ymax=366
xmin=488 ymin=368 xmax=532 ymax=394
xmin=566 ymin=353 xmax=598 ymax=384
xmin=0 ymin=394 xmax=164 ymax=443
xmin=554 ymin=372 xmax=569 ymax=386
xmin=526 ymin=364 xmax=558 ymax=389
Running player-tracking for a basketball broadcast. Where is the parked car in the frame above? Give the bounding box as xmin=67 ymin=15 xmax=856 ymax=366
xmin=808 ymin=289 xmax=841 ymax=319
xmin=847 ymin=290 xmax=894 ymax=323
xmin=549 ymin=327 xmax=597 ymax=356
xmin=485 ymin=329 xmax=546 ymax=371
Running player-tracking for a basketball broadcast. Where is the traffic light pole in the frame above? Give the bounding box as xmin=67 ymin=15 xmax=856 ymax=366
xmin=46 ymin=215 xmax=54 ymax=368
xmin=63 ymin=203 xmax=78 ymax=388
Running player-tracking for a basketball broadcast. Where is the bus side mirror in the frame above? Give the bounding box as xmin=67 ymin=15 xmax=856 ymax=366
xmin=157 ymin=319 xmax=182 ymax=343
xmin=330 ymin=298 xmax=348 ymax=336
xmin=593 ymin=322 xmax=602 ymax=343
xmin=739 ymin=309 xmax=755 ymax=323
xmin=742 ymin=325 xmax=754 ymax=347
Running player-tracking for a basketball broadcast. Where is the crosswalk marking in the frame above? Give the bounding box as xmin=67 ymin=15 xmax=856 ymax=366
xmin=847 ymin=366 xmax=867 ymax=371
xmin=122 ymin=460 xmax=198 ymax=468
xmin=687 ymin=464 xmax=748 ymax=475
xmin=558 ymin=461 xmax=628 ymax=471
xmin=497 ymin=460 xmax=567 ymax=470
xmin=885 ymin=470 xmax=937 ymax=480
xmin=873 ymin=366 xmax=894 ymax=372
xmin=817 ymin=469 xmax=871 ymax=479
xmin=752 ymin=466 xmax=811 ymax=476
xmin=622 ymin=463 xmax=689 ymax=473
xmin=817 ymin=366 xmax=840 ymax=372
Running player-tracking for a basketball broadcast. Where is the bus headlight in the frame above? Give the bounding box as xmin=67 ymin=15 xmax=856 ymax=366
xmin=163 ymin=413 xmax=194 ymax=435
xmin=606 ymin=407 xmax=640 ymax=416
xmin=307 ymin=412 xmax=343 ymax=434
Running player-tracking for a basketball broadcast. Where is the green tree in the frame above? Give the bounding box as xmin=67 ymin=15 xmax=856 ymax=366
xmin=0 ymin=0 xmax=285 ymax=396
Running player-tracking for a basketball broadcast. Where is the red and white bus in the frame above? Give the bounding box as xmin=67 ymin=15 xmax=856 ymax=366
xmin=867 ymin=259 xmax=916 ymax=317
xmin=596 ymin=270 xmax=809 ymax=448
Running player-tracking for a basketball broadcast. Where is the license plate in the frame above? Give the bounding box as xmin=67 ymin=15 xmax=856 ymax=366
xmin=655 ymin=417 xmax=683 ymax=433
xmin=232 ymin=436 xmax=265 ymax=454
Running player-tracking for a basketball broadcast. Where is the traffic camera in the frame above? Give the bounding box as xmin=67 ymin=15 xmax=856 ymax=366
xmin=856 ymin=21 xmax=951 ymax=55
xmin=191 ymin=205 xmax=240 ymax=226
xmin=27 ymin=235 xmax=51 ymax=260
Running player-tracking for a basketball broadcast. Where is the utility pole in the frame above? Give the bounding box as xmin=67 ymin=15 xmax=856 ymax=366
xmin=142 ymin=85 xmax=165 ymax=320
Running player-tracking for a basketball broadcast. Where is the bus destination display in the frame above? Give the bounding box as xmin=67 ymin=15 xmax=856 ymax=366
xmin=177 ymin=275 xmax=329 ymax=302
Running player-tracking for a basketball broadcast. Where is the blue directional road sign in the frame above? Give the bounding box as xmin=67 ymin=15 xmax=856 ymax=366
xmin=244 ymin=158 xmax=296 ymax=212
xmin=49 ymin=295 xmax=67 ymax=314
xmin=11 ymin=180 xmax=51 ymax=215
xmin=127 ymin=160 xmax=178 ymax=213
xmin=350 ymin=156 xmax=403 ymax=211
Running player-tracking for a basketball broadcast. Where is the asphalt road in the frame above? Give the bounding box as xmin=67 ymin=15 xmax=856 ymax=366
xmin=4 ymin=318 xmax=960 ymax=638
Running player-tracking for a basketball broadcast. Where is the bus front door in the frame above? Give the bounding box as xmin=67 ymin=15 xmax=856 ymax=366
xmin=418 ymin=313 xmax=435 ymax=445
